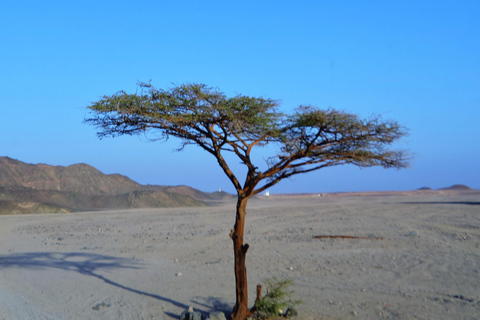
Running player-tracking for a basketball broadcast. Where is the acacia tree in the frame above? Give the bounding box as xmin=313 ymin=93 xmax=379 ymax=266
xmin=85 ymin=82 xmax=408 ymax=320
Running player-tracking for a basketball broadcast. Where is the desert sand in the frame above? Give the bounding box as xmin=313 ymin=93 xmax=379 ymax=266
xmin=0 ymin=190 xmax=479 ymax=320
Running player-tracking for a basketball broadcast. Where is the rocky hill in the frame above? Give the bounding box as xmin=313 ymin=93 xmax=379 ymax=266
xmin=0 ymin=157 xmax=141 ymax=196
xmin=440 ymin=184 xmax=472 ymax=190
xmin=0 ymin=157 xmax=232 ymax=214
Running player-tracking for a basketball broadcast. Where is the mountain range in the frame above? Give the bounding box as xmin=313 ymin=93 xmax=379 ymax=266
xmin=0 ymin=157 xmax=232 ymax=214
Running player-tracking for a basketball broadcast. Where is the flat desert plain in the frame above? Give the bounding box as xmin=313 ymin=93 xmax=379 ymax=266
xmin=0 ymin=190 xmax=479 ymax=320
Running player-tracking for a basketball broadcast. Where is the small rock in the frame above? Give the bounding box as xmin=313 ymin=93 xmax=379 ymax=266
xmin=285 ymin=307 xmax=298 ymax=319
xmin=176 ymin=272 xmax=183 ymax=276
xmin=180 ymin=306 xmax=201 ymax=320
xmin=92 ymin=302 xmax=110 ymax=311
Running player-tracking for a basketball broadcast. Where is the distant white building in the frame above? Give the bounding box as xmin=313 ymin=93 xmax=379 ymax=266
xmin=265 ymin=190 xmax=270 ymax=197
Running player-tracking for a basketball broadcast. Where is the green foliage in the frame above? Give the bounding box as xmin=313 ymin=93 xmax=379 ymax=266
xmin=254 ymin=278 xmax=301 ymax=319
xmin=85 ymin=82 xmax=409 ymax=195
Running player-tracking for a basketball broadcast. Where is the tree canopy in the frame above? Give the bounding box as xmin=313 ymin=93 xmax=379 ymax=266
xmin=86 ymin=82 xmax=408 ymax=197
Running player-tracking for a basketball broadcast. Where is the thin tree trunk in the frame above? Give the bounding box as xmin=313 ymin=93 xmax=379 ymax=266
xmin=231 ymin=196 xmax=252 ymax=320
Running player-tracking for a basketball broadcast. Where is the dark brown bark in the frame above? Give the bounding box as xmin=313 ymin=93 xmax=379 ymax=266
xmin=255 ymin=284 xmax=263 ymax=304
xmin=231 ymin=196 xmax=253 ymax=320
xmin=247 ymin=284 xmax=263 ymax=315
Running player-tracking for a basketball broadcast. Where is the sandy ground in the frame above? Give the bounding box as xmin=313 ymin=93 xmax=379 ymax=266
xmin=0 ymin=191 xmax=479 ymax=320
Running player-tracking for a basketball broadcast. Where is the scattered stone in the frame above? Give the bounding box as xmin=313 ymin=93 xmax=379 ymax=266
xmin=284 ymin=307 xmax=298 ymax=319
xmin=450 ymin=294 xmax=475 ymax=303
xmin=180 ymin=306 xmax=202 ymax=320
xmin=92 ymin=302 xmax=110 ymax=311
xmin=176 ymin=272 xmax=183 ymax=276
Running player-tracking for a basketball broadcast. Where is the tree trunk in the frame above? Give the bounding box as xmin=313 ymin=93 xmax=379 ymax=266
xmin=231 ymin=196 xmax=252 ymax=320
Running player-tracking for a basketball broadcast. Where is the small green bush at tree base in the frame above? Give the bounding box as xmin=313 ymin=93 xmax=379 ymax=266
xmin=253 ymin=278 xmax=302 ymax=319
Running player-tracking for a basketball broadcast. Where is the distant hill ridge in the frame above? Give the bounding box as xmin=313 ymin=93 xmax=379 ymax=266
xmin=440 ymin=184 xmax=472 ymax=190
xmin=0 ymin=157 xmax=141 ymax=196
xmin=0 ymin=157 xmax=231 ymax=214
xmin=417 ymin=184 xmax=472 ymax=191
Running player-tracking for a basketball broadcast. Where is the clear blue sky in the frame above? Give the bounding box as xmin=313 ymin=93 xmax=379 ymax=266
xmin=1 ymin=1 xmax=479 ymax=193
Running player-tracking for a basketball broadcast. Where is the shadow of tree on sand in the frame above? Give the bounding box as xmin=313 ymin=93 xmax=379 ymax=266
xmin=191 ymin=295 xmax=233 ymax=315
xmin=0 ymin=252 xmax=189 ymax=318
